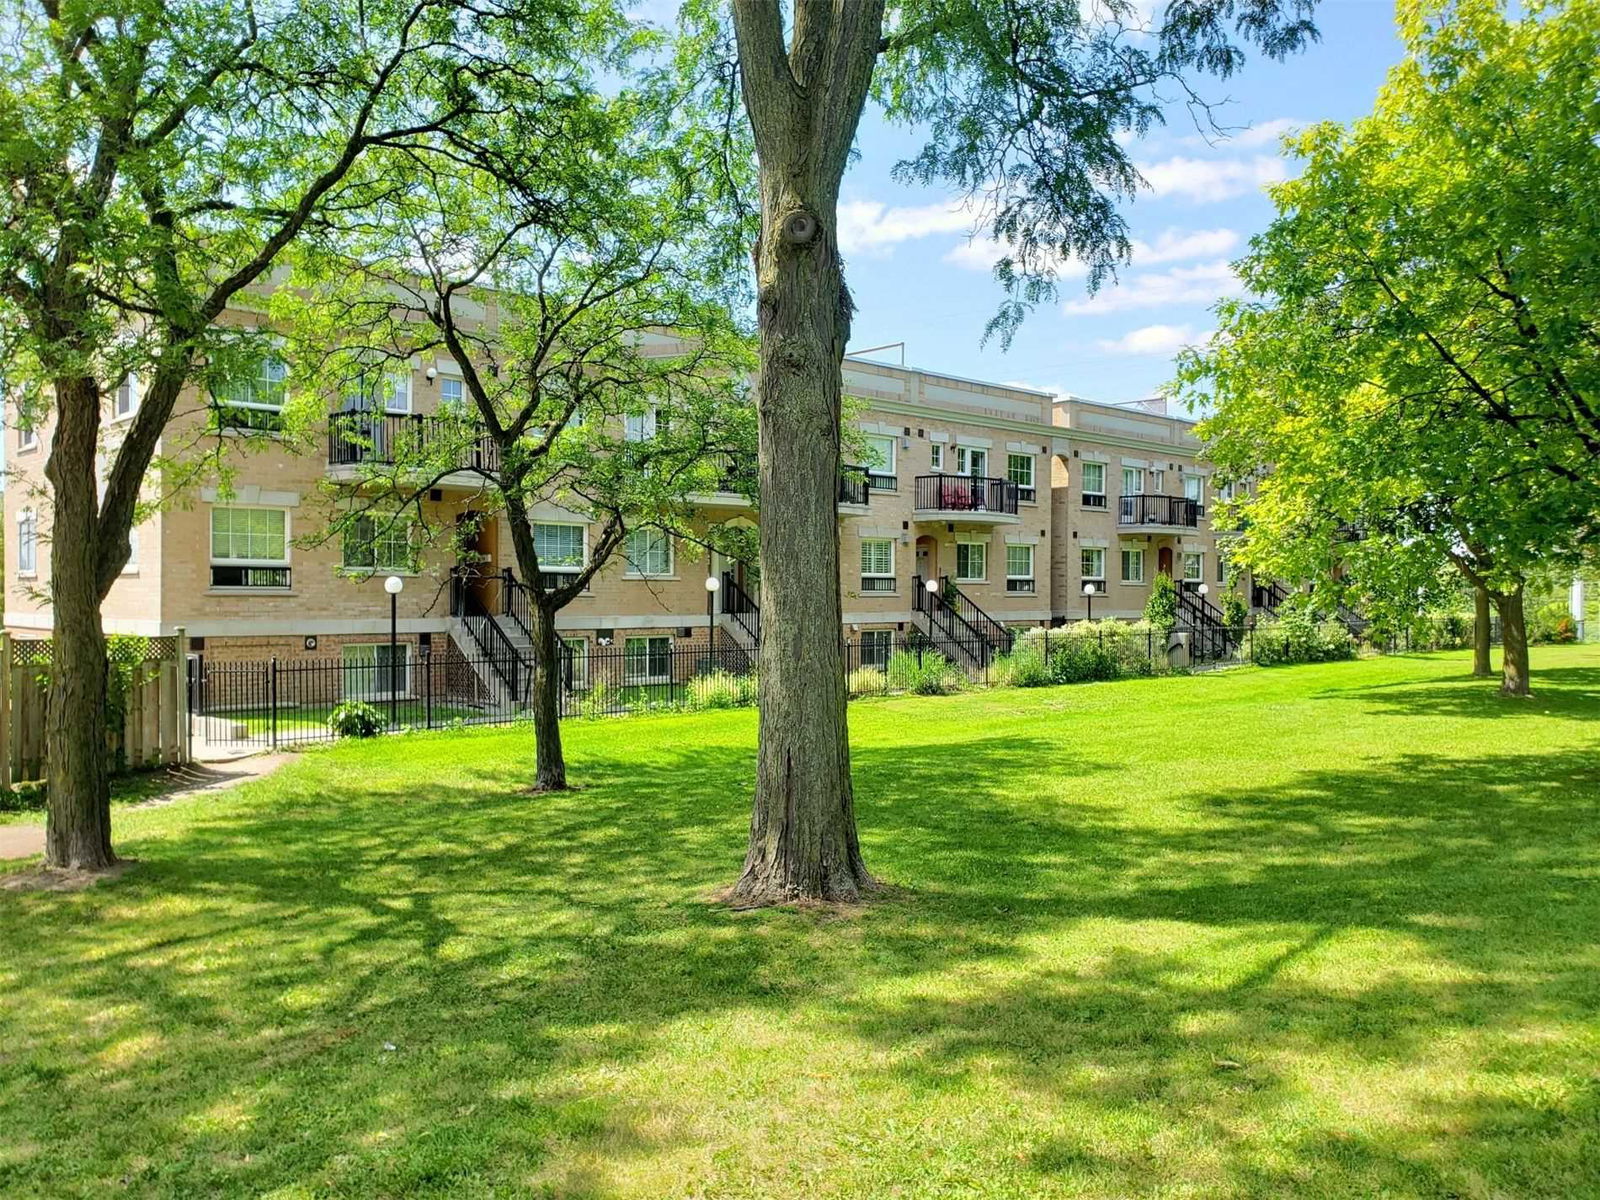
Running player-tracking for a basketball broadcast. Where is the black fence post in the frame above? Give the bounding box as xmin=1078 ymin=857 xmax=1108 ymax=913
xmin=269 ymin=658 xmax=278 ymax=751
xmin=425 ymin=649 xmax=433 ymax=730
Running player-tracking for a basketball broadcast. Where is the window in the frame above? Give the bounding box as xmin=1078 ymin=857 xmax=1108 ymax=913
xmin=955 ymin=540 xmax=986 ymax=582
xmin=624 ymin=406 xmax=659 ymax=443
xmin=342 ymin=516 xmax=415 ymax=572
xmin=1081 ymin=461 xmax=1106 ymax=507
xmin=343 ymin=643 xmax=409 ymax=701
xmin=624 ymin=528 xmax=673 ymax=577
xmin=384 ymin=372 xmax=411 ymax=414
xmin=1121 ymin=546 xmax=1145 ymax=584
xmin=113 ymin=375 xmax=139 ymax=420
xmin=954 ymin=445 xmax=988 ymax=477
xmin=1007 ymin=453 xmax=1036 ymax=502
xmin=561 ymin=637 xmax=589 ymax=691
xmin=210 ymin=507 xmax=290 ymax=589
xmin=864 ymin=435 xmax=896 ymax=488
xmin=1183 ymin=474 xmax=1203 ymax=504
xmin=340 ymin=369 xmax=409 ymax=415
xmin=214 ymin=355 xmax=288 ymax=431
xmin=533 ymin=523 xmax=585 ymax=572
xmin=929 ymin=443 xmax=943 ymax=471
xmin=1183 ymin=551 xmax=1203 ymax=583
xmin=1005 ymin=543 xmax=1035 ymax=593
xmin=623 ymin=635 xmax=672 ymax=684
xmin=123 ymin=527 xmax=138 ymax=574
xmin=1217 ymin=553 xmax=1228 ymax=584
xmin=1218 ymin=480 xmax=1237 ymax=502
xmin=859 ymin=537 xmax=895 ymax=592
xmin=439 ymin=377 xmax=464 ymax=408
xmin=18 ymin=421 xmax=38 ymax=452
xmin=1122 ymin=466 xmax=1144 ymax=496
xmin=1080 ymin=546 xmax=1106 ymax=593
xmin=17 ymin=509 xmax=37 ymax=575
xmin=859 ymin=628 xmax=894 ymax=668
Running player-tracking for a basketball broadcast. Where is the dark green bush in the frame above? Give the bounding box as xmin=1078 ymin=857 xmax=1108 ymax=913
xmin=327 ymin=701 xmax=385 ymax=738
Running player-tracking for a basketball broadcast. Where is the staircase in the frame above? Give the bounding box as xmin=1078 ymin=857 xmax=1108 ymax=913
xmin=1251 ymin=579 xmax=1289 ymax=611
xmin=449 ymin=568 xmax=532 ymax=708
xmin=943 ymin=579 xmax=1015 ymax=656
xmin=1177 ymin=583 xmax=1232 ymax=663
xmin=718 ymin=571 xmax=761 ymax=652
xmin=912 ymin=575 xmax=992 ymax=668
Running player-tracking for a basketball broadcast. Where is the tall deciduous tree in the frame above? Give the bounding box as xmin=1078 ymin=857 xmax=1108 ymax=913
xmin=0 ymin=0 xmax=620 ymax=870
xmin=285 ymin=105 xmax=755 ymax=789
xmin=1177 ymin=0 xmax=1600 ymax=698
xmin=704 ymin=0 xmax=1322 ymax=905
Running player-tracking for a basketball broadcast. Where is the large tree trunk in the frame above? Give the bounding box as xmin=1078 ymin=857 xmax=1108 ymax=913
xmin=726 ymin=2 xmax=883 ymax=906
xmin=43 ymin=377 xmax=115 ymax=870
xmin=1472 ymin=584 xmax=1493 ymax=677
xmin=528 ymin=599 xmax=568 ymax=791
xmin=1493 ymin=586 xmax=1531 ymax=697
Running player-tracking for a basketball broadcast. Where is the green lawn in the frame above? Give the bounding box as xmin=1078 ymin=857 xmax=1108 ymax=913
xmin=3 ymin=647 xmax=1599 ymax=1198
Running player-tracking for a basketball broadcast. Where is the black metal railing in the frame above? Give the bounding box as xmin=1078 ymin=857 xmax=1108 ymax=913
xmin=912 ymin=574 xmax=992 ymax=667
xmin=943 ymin=577 xmax=1015 ymax=653
xmin=1177 ymin=581 xmax=1231 ymax=662
xmin=328 ymin=411 xmax=501 ymax=476
xmin=838 ymin=464 xmax=871 ymax=506
xmin=720 ymin=570 xmax=761 ymax=645
xmin=1016 ymin=485 xmax=1037 ymax=503
xmin=1082 ymin=493 xmax=1107 ymax=509
xmin=1252 ymin=580 xmax=1290 ymax=610
xmin=210 ymin=565 xmax=291 ymax=589
xmin=1119 ymin=494 xmax=1203 ymax=528
xmin=913 ymin=475 xmax=1020 ymax=516
xmin=867 ymin=471 xmax=897 ymax=492
xmin=212 ymin=403 xmax=285 ymax=433
xmin=701 ymin=450 xmax=758 ymax=496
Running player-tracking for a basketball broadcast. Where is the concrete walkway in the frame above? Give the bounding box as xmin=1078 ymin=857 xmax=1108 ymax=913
xmin=0 ymin=753 xmax=292 ymax=861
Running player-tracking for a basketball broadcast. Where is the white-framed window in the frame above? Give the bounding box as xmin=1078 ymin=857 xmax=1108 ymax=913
xmin=1122 ymin=466 xmax=1144 ymax=496
xmin=123 ymin=527 xmax=138 ymax=574
xmin=1218 ymin=480 xmax=1237 ymax=502
xmin=1007 ymin=453 xmax=1035 ymax=501
xmin=1005 ymin=543 xmax=1035 ymax=593
xmin=1080 ymin=546 xmax=1106 ymax=593
xmin=929 ymin=443 xmax=943 ymax=471
xmin=864 ymin=435 xmax=897 ymax=487
xmin=561 ymin=637 xmax=589 ymax=690
xmin=954 ymin=445 xmax=988 ymax=477
xmin=1183 ymin=474 xmax=1203 ymax=504
xmin=383 ymin=371 xmax=411 ymax=414
xmin=209 ymin=506 xmax=290 ymax=589
xmin=17 ymin=421 xmax=38 ymax=452
xmin=342 ymin=516 xmax=415 ymax=573
xmin=1120 ymin=546 xmax=1145 ymax=584
xmin=623 ymin=635 xmax=672 ymax=685
xmin=439 ymin=377 xmax=464 ymax=408
xmin=623 ymin=527 xmax=673 ymax=577
xmin=533 ymin=522 xmax=585 ymax=573
xmin=113 ymin=375 xmax=139 ymax=420
xmin=955 ymin=540 xmax=986 ymax=582
xmin=17 ymin=509 xmax=37 ymax=575
xmin=215 ymin=354 xmax=288 ymax=431
xmin=1151 ymin=468 xmax=1165 ymax=493
xmin=1217 ymin=553 xmax=1228 ymax=584
xmin=1081 ymin=461 xmax=1106 ymax=507
xmin=624 ymin=406 xmax=660 ymax=443
xmin=860 ymin=537 xmax=895 ymax=592
xmin=343 ymin=642 xmax=410 ymax=701
xmin=1183 ymin=551 xmax=1203 ymax=582
xmin=859 ymin=628 xmax=894 ymax=668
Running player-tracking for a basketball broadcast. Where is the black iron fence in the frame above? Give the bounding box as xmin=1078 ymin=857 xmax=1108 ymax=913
xmin=913 ymin=474 xmax=1020 ymax=515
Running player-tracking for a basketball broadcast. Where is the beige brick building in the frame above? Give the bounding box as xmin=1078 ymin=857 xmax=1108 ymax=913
xmin=4 ymin=313 xmax=1252 ymax=695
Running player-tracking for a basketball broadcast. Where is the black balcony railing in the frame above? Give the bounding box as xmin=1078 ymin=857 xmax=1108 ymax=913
xmin=1118 ymin=494 xmax=1203 ymax=528
xmin=698 ymin=454 xmax=870 ymax=507
xmin=838 ymin=465 xmax=871 ymax=506
xmin=328 ymin=411 xmax=501 ymax=475
xmin=867 ymin=471 xmax=897 ymax=492
xmin=859 ymin=576 xmax=896 ymax=593
xmin=1082 ymin=492 xmax=1107 ymax=508
xmin=913 ymin=474 xmax=1020 ymax=516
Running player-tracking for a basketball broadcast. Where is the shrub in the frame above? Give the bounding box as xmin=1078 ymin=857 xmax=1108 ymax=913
xmin=1144 ymin=573 xmax=1179 ymax=633
xmin=885 ymin=649 xmax=964 ymax=695
xmin=846 ymin=666 xmax=888 ymax=697
xmin=1221 ymin=591 xmax=1248 ymax=631
xmin=991 ymin=644 xmax=1052 ymax=688
xmin=684 ymin=670 xmax=757 ymax=711
xmin=0 ymin=780 xmax=47 ymax=813
xmin=1252 ymin=610 xmax=1357 ymax=666
xmin=327 ymin=701 xmax=384 ymax=738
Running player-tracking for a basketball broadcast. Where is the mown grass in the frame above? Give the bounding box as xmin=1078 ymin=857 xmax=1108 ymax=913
xmin=2 ymin=647 xmax=1598 ymax=1198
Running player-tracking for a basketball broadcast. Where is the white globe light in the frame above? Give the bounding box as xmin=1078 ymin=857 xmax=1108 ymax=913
xmin=925 ymin=578 xmax=939 ymax=593
xmin=1083 ymin=582 xmax=1096 ymax=596
xmin=384 ymin=575 xmax=404 ymax=595
xmin=705 ymin=576 xmax=720 ymax=592
xmin=1198 ymin=583 xmax=1209 ymax=596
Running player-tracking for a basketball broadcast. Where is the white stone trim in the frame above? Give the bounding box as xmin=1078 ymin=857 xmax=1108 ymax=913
xmin=1120 ymin=456 xmax=1148 ymax=468
xmin=927 ymin=431 xmax=950 ymax=443
xmin=858 ymin=420 xmax=902 ymax=436
xmin=1004 ymin=534 xmax=1041 ymax=545
xmin=1080 ymin=449 xmax=1110 ymax=462
xmin=1006 ymin=441 xmax=1044 ymax=454
xmin=1079 ymin=537 xmax=1109 ymax=548
xmin=200 ymin=484 xmax=301 ymax=507
xmin=954 ymin=434 xmax=994 ymax=448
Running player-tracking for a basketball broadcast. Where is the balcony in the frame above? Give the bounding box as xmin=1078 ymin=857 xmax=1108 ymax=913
xmin=689 ymin=453 xmax=873 ymax=514
xmin=912 ymin=474 xmax=1021 ymax=525
xmin=1118 ymin=494 xmax=1203 ymax=531
xmin=327 ymin=411 xmax=500 ymax=483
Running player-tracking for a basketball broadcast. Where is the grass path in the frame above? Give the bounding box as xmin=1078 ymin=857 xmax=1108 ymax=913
xmin=2 ymin=648 xmax=1598 ymax=1198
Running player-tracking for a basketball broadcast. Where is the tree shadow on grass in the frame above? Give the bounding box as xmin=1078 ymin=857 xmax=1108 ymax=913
xmin=0 ymin=708 xmax=1597 ymax=1196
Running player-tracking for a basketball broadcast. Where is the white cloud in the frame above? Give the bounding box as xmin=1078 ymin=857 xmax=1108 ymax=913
xmin=836 ymin=199 xmax=974 ymax=256
xmin=944 ymin=225 xmax=1237 ymax=275
xmin=1223 ymin=117 xmax=1303 ymax=149
xmin=1135 ymin=154 xmax=1287 ymax=203
xmin=1095 ymin=323 xmax=1211 ymax=356
xmin=1063 ymin=259 xmax=1244 ymax=314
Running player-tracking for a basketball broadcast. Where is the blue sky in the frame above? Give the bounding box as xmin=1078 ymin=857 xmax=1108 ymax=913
xmin=836 ymin=1 xmax=1407 ymax=403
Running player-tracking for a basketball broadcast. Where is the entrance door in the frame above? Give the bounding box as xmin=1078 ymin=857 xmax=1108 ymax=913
xmin=915 ymin=535 xmax=938 ymax=583
xmin=456 ymin=512 xmax=499 ymax=611
xmin=1157 ymin=545 xmax=1174 ymax=577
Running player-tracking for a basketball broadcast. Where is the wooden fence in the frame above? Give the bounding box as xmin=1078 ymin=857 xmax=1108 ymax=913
xmin=0 ymin=630 xmax=191 ymax=788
